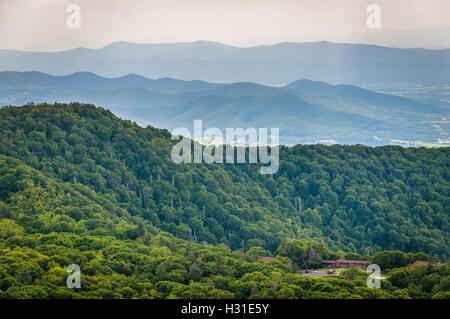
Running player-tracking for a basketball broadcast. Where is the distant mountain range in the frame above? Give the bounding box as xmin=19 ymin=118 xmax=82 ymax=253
xmin=1 ymin=41 xmax=449 ymax=85
xmin=1 ymin=71 xmax=448 ymax=146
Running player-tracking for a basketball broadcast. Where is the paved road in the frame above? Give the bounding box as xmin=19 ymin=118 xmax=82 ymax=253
xmin=302 ymin=271 xmax=338 ymax=276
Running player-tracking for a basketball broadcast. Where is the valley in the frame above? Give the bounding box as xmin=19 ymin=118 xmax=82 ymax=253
xmin=1 ymin=71 xmax=448 ymax=146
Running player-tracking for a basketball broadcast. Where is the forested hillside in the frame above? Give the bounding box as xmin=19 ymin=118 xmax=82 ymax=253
xmin=0 ymin=103 xmax=448 ymax=258
xmin=0 ymin=103 xmax=449 ymax=299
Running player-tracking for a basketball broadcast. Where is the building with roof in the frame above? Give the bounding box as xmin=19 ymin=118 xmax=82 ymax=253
xmin=406 ymin=260 xmax=444 ymax=268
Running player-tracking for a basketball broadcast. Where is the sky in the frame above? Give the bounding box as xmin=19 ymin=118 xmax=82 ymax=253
xmin=0 ymin=0 xmax=449 ymax=51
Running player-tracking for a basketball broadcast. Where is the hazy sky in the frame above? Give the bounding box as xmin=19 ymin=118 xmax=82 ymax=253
xmin=1 ymin=0 xmax=449 ymax=51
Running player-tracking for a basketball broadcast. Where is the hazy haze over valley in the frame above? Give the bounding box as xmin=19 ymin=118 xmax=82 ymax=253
xmin=0 ymin=70 xmax=448 ymax=146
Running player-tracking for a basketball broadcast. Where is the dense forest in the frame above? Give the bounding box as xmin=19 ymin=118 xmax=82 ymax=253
xmin=0 ymin=103 xmax=448 ymax=299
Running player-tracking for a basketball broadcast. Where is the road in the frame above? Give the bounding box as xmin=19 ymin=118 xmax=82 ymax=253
xmin=302 ymin=271 xmax=339 ymax=277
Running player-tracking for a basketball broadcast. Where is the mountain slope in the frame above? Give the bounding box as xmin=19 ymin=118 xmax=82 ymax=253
xmin=285 ymin=80 xmax=442 ymax=114
xmin=0 ymin=71 xmax=446 ymax=146
xmin=1 ymin=41 xmax=449 ymax=85
xmin=0 ymin=71 xmax=222 ymax=93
